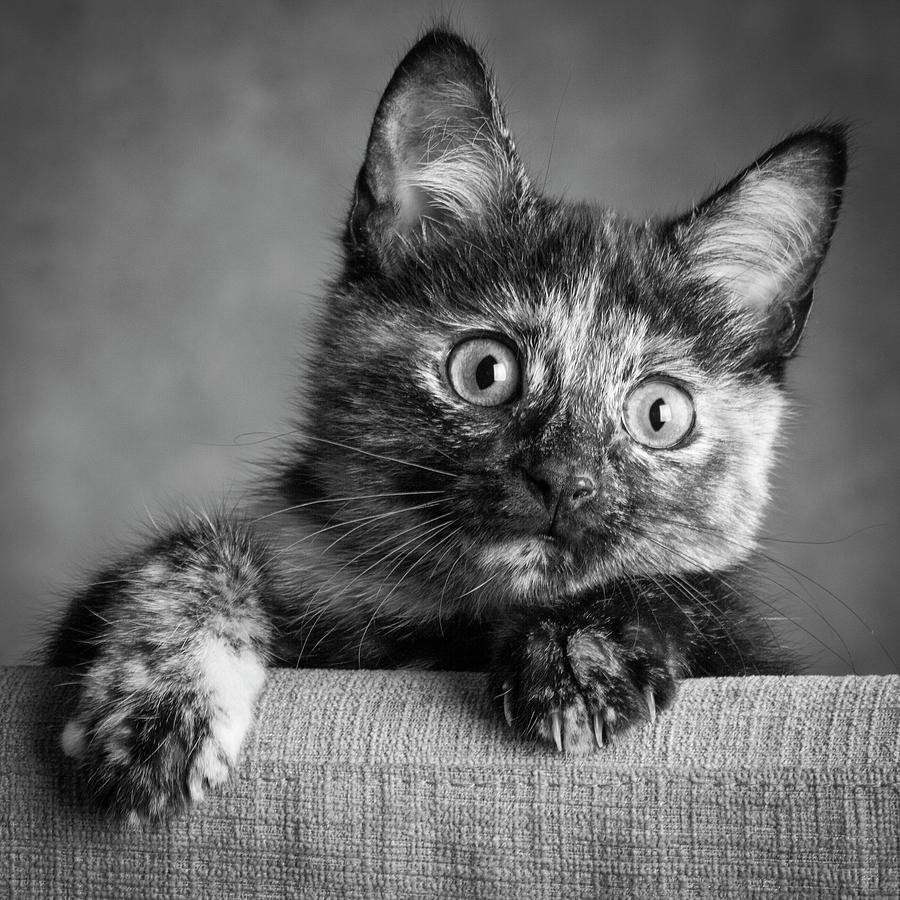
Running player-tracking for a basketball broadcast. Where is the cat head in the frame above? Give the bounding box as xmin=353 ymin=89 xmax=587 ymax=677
xmin=300 ymin=30 xmax=846 ymax=613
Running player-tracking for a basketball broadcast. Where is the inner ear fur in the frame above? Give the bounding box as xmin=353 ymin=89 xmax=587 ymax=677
xmin=673 ymin=126 xmax=847 ymax=358
xmin=346 ymin=29 xmax=529 ymax=265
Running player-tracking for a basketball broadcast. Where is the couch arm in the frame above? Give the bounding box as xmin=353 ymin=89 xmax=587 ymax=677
xmin=1 ymin=666 xmax=898 ymax=898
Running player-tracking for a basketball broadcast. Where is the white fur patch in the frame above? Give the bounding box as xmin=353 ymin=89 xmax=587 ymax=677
xmin=476 ymin=538 xmax=555 ymax=597
xmin=188 ymin=741 xmax=231 ymax=802
xmin=397 ymin=139 xmax=506 ymax=231
xmin=140 ymin=562 xmax=170 ymax=584
xmin=179 ymin=636 xmax=266 ymax=802
xmin=61 ymin=720 xmax=86 ymax=759
xmin=198 ymin=636 xmax=266 ymax=766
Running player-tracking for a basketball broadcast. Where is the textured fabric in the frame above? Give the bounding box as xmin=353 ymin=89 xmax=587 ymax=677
xmin=1 ymin=667 xmax=898 ymax=899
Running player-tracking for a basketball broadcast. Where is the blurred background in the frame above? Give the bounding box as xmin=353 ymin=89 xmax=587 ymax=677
xmin=1 ymin=0 xmax=898 ymax=672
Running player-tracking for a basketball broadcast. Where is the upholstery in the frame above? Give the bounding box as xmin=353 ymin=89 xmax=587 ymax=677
xmin=1 ymin=666 xmax=898 ymax=898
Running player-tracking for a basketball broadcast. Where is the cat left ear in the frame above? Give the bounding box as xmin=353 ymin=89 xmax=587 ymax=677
xmin=346 ymin=29 xmax=529 ymax=266
xmin=675 ymin=127 xmax=847 ymax=357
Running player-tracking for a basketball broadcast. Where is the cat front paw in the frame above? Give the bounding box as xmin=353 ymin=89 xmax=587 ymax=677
xmin=494 ymin=616 xmax=678 ymax=754
xmin=61 ymin=639 xmax=266 ymax=822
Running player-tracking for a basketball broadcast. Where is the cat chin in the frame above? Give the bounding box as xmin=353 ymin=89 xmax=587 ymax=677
xmin=472 ymin=534 xmax=728 ymax=604
xmin=473 ymin=535 xmax=602 ymax=600
xmin=471 ymin=537 xmax=550 ymax=596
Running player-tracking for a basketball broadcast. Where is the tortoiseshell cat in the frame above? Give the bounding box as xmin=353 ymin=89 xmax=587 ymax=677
xmin=50 ymin=30 xmax=846 ymax=821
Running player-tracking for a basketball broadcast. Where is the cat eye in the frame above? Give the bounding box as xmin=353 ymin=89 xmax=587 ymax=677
xmin=446 ymin=336 xmax=521 ymax=407
xmin=622 ymin=379 xmax=695 ymax=449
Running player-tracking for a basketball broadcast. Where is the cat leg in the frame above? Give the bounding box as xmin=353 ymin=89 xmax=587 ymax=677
xmin=492 ymin=603 xmax=681 ymax=754
xmin=50 ymin=514 xmax=274 ymax=821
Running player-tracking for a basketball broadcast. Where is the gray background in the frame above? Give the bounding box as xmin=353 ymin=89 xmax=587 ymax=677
xmin=2 ymin=0 xmax=898 ymax=673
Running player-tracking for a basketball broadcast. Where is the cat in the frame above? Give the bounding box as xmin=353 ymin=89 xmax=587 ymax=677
xmin=48 ymin=28 xmax=846 ymax=821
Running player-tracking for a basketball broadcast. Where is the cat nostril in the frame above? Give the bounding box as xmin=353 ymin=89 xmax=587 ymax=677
xmin=521 ymin=466 xmax=554 ymax=508
xmin=569 ymin=475 xmax=596 ymax=505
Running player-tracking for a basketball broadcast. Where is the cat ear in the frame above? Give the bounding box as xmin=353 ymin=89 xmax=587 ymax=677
xmin=675 ymin=128 xmax=847 ymax=357
xmin=346 ymin=29 xmax=529 ymax=263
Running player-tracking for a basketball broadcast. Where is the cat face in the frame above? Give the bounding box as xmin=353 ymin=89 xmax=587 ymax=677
xmin=299 ymin=31 xmax=845 ymax=614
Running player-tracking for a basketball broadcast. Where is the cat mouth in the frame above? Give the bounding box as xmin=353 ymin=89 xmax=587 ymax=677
xmin=468 ymin=527 xmax=618 ymax=601
xmin=526 ymin=525 xmax=594 ymax=555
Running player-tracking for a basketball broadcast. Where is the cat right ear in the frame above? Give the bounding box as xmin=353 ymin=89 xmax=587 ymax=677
xmin=345 ymin=29 xmax=530 ymax=267
xmin=673 ymin=127 xmax=847 ymax=359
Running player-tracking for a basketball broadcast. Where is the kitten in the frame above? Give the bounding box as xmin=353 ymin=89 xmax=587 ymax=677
xmin=49 ymin=29 xmax=846 ymax=821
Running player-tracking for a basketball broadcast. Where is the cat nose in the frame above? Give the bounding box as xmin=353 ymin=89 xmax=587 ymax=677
xmin=520 ymin=462 xmax=598 ymax=515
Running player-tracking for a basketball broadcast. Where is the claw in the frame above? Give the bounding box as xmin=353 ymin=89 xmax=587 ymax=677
xmin=644 ymin=687 xmax=657 ymax=724
xmin=592 ymin=712 xmax=604 ymax=749
xmin=502 ymin=682 xmax=513 ymax=728
xmin=550 ymin=709 xmax=563 ymax=753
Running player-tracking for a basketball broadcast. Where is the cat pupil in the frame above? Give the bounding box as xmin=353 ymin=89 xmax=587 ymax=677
xmin=649 ymin=398 xmax=670 ymax=432
xmin=476 ymin=355 xmax=500 ymax=390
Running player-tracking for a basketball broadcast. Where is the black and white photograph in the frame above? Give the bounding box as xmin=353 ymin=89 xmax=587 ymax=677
xmin=2 ymin=2 xmax=898 ymax=896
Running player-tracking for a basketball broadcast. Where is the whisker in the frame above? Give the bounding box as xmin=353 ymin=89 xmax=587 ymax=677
xmin=754 ymin=523 xmax=886 ymax=547
xmin=644 ymin=514 xmax=867 ymax=670
xmin=355 ymin=520 xmax=458 ymax=666
xmin=200 ymin=429 xmax=301 ymax=447
xmin=643 ymin=569 xmax=739 ymax=671
xmin=437 ymin=552 xmax=467 ymax=620
xmin=317 ymin=500 xmax=447 ymax=555
xmin=423 ymin=527 xmax=464 ymax=634
xmin=388 ymin=418 xmax=460 ymax=465
xmin=296 ymin=602 xmax=342 ymax=664
xmin=542 ymin=65 xmax=572 ymax=192
xmin=175 ymin=490 xmax=446 ymax=568
xmin=285 ymin=514 xmax=450 ymax=656
xmin=371 ymin=519 xmax=457 ymax=605
xmin=275 ymin=499 xmax=445 ymax=556
xmin=299 ymin=619 xmax=344 ymax=662
xmin=449 ymin=571 xmax=498 ymax=604
xmin=641 ymin=529 xmax=855 ymax=671
xmin=293 ymin=515 xmax=453 ymax=663
xmin=643 ymin=533 xmax=808 ymax=664
xmin=305 ymin=511 xmax=457 ymax=613
xmin=426 ymin=527 xmax=464 ymax=582
xmin=302 ymin=435 xmax=458 ymax=479
xmin=253 ymin=490 xmax=445 ymax=524
xmin=761 ymin=551 xmax=893 ymax=671
xmin=667 ymin=568 xmax=779 ymax=667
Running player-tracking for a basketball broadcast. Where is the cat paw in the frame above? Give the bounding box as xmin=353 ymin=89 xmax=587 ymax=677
xmin=61 ymin=640 xmax=266 ymax=821
xmin=495 ymin=616 xmax=678 ymax=754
